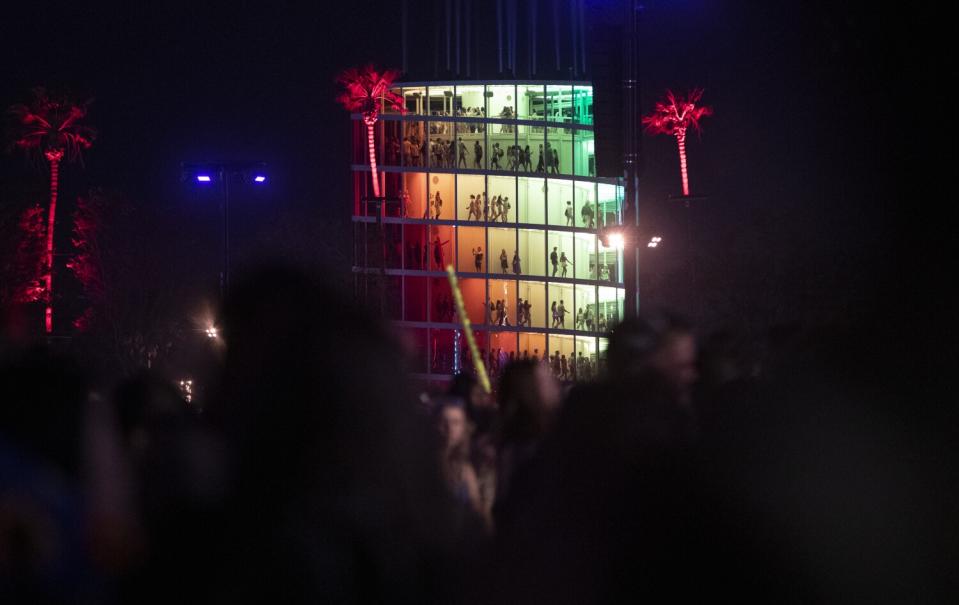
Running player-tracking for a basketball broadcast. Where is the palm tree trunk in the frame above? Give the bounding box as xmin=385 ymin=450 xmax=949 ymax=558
xmin=676 ymin=133 xmax=689 ymax=196
xmin=44 ymin=157 xmax=59 ymax=333
xmin=366 ymin=122 xmax=381 ymax=198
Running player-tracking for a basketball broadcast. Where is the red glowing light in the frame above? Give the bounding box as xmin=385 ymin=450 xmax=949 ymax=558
xmin=642 ymin=89 xmax=711 ymax=197
xmin=8 ymin=88 xmax=95 ymax=333
xmin=336 ymin=65 xmax=405 ymax=198
xmin=66 ymin=191 xmax=105 ymax=331
xmin=14 ymin=204 xmax=47 ymax=304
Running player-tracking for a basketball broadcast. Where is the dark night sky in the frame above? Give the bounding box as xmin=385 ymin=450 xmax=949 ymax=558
xmin=0 ymin=1 xmax=911 ymax=332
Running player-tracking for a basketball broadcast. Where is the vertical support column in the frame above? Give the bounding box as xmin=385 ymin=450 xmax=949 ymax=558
xmin=497 ymin=0 xmax=504 ymax=74
xmin=402 ymin=0 xmax=408 ymax=74
xmin=621 ymin=0 xmax=642 ymax=319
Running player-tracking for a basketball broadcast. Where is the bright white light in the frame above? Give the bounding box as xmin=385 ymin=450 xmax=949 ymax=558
xmin=253 ymin=175 xmax=267 ymax=183
xmin=652 ymin=236 xmax=662 ymax=243
xmin=196 ymin=175 xmax=212 ymax=183
xmin=607 ymin=232 xmax=626 ymax=250
xmin=177 ymin=379 xmax=193 ymax=403
xmin=647 ymin=242 xmax=658 ymax=248
xmin=205 ymin=326 xmax=218 ymax=339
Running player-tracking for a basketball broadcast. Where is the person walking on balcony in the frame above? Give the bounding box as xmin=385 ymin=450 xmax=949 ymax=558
xmin=581 ymin=200 xmax=595 ymax=228
xmin=512 ymin=250 xmax=522 ymax=275
xmin=500 ymin=249 xmax=509 ymax=274
xmin=458 ymin=140 xmax=468 ymax=167
xmin=473 ymin=247 xmax=484 ymax=272
xmin=565 ymin=201 xmax=574 ymax=226
xmin=560 ymin=251 xmax=570 ymax=277
xmin=557 ymin=300 xmax=569 ymax=328
xmin=474 ymin=140 xmax=483 ymax=169
xmin=550 ymin=247 xmax=559 ymax=277
xmin=467 ymin=195 xmax=477 ymax=220
xmin=490 ymin=143 xmax=502 ymax=169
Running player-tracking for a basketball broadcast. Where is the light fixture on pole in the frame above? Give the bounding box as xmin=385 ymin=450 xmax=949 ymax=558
xmin=182 ymin=161 xmax=269 ymax=299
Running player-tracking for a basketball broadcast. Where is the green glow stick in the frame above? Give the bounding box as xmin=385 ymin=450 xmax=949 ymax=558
xmin=445 ymin=265 xmax=491 ymax=394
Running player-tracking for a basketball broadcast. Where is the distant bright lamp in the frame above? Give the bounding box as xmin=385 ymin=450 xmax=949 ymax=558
xmin=196 ymin=175 xmax=212 ymax=183
xmin=253 ymin=175 xmax=267 ymax=183
xmin=205 ymin=326 xmax=218 ymax=339
xmin=607 ymin=232 xmax=626 ymax=250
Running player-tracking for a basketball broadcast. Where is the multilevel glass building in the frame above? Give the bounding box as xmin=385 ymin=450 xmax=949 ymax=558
xmin=351 ymin=81 xmax=624 ymax=387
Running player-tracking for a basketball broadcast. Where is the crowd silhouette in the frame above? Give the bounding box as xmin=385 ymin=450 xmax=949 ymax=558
xmin=0 ymin=264 xmax=949 ymax=603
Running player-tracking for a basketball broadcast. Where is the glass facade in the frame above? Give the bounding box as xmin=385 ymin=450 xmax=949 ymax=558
xmin=352 ymin=81 xmax=622 ymax=383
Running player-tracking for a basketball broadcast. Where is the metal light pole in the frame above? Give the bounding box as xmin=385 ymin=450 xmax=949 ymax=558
xmin=622 ymin=0 xmax=643 ymax=319
xmin=183 ymin=161 xmax=267 ymax=300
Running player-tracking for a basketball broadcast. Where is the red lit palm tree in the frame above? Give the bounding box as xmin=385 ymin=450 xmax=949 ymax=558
xmin=643 ymin=89 xmax=711 ymax=196
xmin=8 ymin=87 xmax=95 ymax=333
xmin=336 ymin=66 xmax=405 ymax=198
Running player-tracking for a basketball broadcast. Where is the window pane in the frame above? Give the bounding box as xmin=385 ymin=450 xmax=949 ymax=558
xmin=573 ymin=128 xmax=595 ymax=177
xmin=488 ymin=279 xmax=518 ymax=328
xmin=573 ymin=85 xmax=593 ymax=125
xmin=430 ymin=329 xmax=458 ymax=374
xmin=428 ymin=173 xmax=454 ymax=220
xmin=572 ymin=335 xmax=598 ymax=381
xmin=597 ymin=183 xmax=621 ymax=229
xmin=596 ymin=286 xmax=622 ymax=332
xmin=573 ymin=231 xmax=597 ymax=280
xmin=573 ymin=181 xmax=596 ymax=228
xmin=574 ymin=283 xmax=596 ymax=332
xmin=547 ymin=231 xmax=574 ymax=279
xmin=517 ymin=280 xmax=547 ymax=329
xmin=457 ymin=225 xmax=486 ymax=274
xmin=517 ymin=176 xmax=546 ymax=225
xmin=404 ymin=277 xmax=428 ymax=322
xmin=518 ymin=124 xmax=545 ymax=174
xmin=454 ymin=85 xmax=486 ymax=118
xmin=487 ymin=330 xmax=518 ymax=379
xmin=383 ymin=120 xmax=402 ymax=167
xmin=487 ymin=175 xmax=515 ymax=225
xmin=545 ymin=125 xmax=567 ymax=175
xmin=427 ymin=85 xmax=454 ymax=118
xmin=404 ymin=223 xmax=430 ymax=270
xmin=597 ymin=237 xmax=623 ymax=284
xmin=397 ymin=172 xmax=426 ymax=219
xmin=518 ymin=332 xmax=547 ymax=364
xmin=429 ymin=225 xmax=454 ymax=270
xmin=488 ymin=84 xmax=516 ymax=122
xmin=488 ymin=228 xmax=517 ymax=276
xmin=458 ymin=277 xmax=487 ymax=326
xmin=400 ymin=87 xmax=427 ymax=116
xmin=457 ymin=174 xmax=485 ymax=222
xmin=518 ymin=84 xmax=546 ymax=121
xmin=547 ymin=178 xmax=575 ymax=227
xmin=431 ymin=277 xmax=455 ymax=324
xmin=546 ymin=333 xmax=575 ymax=381
xmin=548 ymin=282 xmax=575 ymax=331
xmin=518 ymin=228 xmax=547 ymax=277
xmin=402 ymin=120 xmax=427 ymax=168
xmin=546 ymin=84 xmax=574 ymax=125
